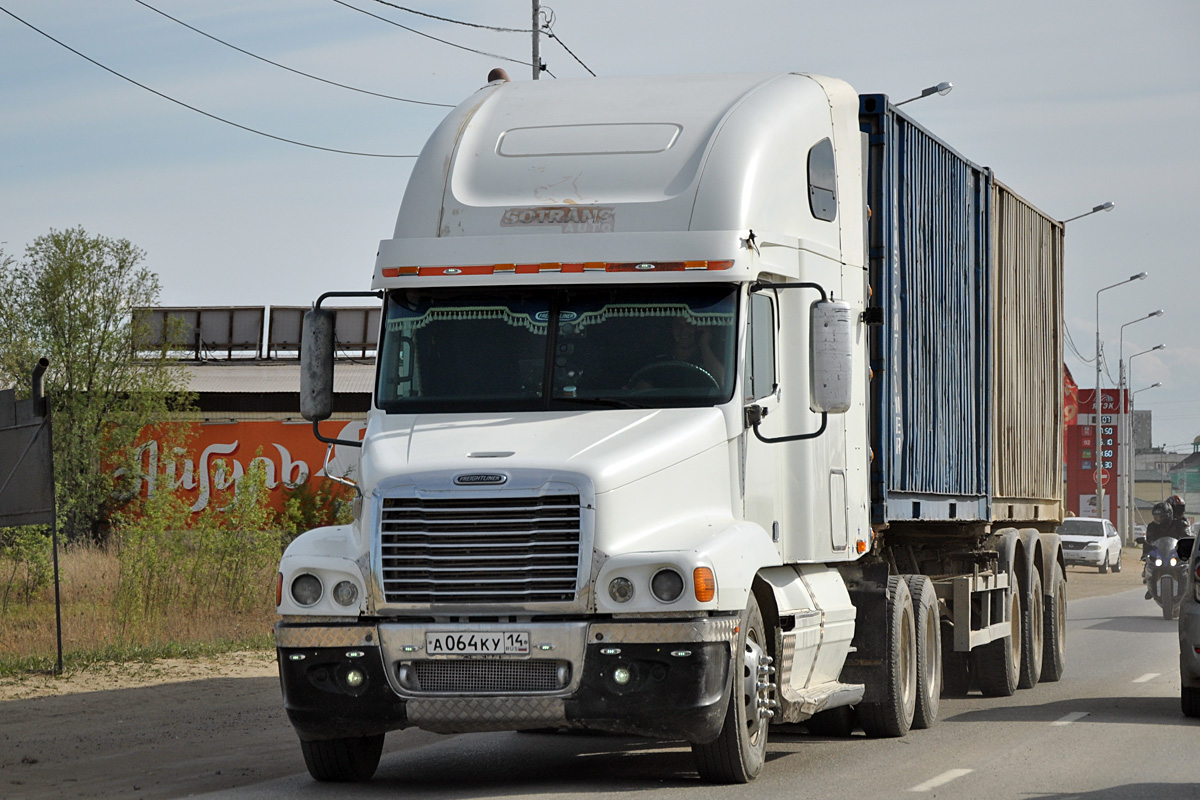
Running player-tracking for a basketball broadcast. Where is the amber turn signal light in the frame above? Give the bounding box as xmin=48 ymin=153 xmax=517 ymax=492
xmin=693 ymin=567 xmax=716 ymax=603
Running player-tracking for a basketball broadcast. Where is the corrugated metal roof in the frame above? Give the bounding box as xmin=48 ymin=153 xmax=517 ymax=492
xmin=181 ymin=362 xmax=375 ymax=394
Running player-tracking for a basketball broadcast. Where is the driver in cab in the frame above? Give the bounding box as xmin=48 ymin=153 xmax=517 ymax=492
xmin=627 ymin=316 xmax=725 ymax=391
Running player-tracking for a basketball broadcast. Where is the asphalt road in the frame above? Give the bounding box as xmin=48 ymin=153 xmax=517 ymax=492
xmin=5 ymin=558 xmax=1198 ymax=799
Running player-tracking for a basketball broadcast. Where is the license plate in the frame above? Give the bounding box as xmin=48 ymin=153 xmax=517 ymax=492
xmin=425 ymin=630 xmax=530 ymax=656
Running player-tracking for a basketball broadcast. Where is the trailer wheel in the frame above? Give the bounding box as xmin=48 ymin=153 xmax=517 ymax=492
xmin=1183 ymin=687 xmax=1200 ymax=718
xmin=858 ymin=576 xmax=916 ymax=738
xmin=1017 ymin=563 xmax=1044 ymax=690
xmin=1040 ymin=561 xmax=1066 ymax=682
xmin=940 ymin=619 xmax=971 ymax=697
xmin=692 ymin=594 xmax=771 ymax=783
xmin=300 ymin=734 xmax=384 ymax=782
xmin=972 ymin=581 xmax=1021 ymax=697
xmin=904 ymin=575 xmax=941 ymax=728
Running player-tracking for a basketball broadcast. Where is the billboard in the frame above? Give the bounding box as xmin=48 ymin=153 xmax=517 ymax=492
xmin=121 ymin=420 xmax=364 ymax=514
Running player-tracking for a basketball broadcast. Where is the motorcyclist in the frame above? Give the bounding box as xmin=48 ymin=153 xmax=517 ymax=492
xmin=1167 ymin=494 xmax=1191 ymax=537
xmin=1144 ymin=501 xmax=1174 ymax=559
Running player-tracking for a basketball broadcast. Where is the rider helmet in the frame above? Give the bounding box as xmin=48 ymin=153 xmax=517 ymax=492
xmin=1152 ymin=501 xmax=1173 ymax=525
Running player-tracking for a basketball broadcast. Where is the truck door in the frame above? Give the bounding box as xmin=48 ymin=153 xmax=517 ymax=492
xmin=741 ymin=290 xmax=783 ymax=552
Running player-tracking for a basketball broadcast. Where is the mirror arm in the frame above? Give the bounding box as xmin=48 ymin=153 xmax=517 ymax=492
xmin=750 ymin=281 xmax=828 ymax=301
xmin=750 ymin=410 xmax=828 ymax=444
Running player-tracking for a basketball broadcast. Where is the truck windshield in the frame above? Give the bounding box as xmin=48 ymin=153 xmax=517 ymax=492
xmin=376 ymin=284 xmax=738 ymax=413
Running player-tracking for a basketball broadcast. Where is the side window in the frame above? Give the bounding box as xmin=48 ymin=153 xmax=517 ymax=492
xmin=744 ymin=293 xmax=777 ymax=401
xmin=808 ymin=138 xmax=837 ymax=222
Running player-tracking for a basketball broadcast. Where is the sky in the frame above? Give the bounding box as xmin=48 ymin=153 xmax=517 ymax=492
xmin=1 ymin=1 xmax=1198 ymax=450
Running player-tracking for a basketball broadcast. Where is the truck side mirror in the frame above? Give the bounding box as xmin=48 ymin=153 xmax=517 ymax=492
xmin=301 ymin=308 xmax=336 ymax=421
xmin=810 ymin=300 xmax=853 ymax=414
xmin=1179 ymin=537 xmax=1195 ymax=561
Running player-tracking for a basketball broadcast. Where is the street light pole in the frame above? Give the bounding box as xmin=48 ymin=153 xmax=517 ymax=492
xmin=1127 ymin=345 xmax=1166 ymax=540
xmin=1094 ymin=272 xmax=1147 ymax=520
xmin=1128 ymin=381 xmax=1163 ymax=536
xmin=1117 ymin=310 xmax=1164 ymax=540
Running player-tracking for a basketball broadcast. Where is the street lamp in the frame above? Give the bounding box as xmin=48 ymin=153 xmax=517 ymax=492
xmin=1125 ymin=345 xmax=1166 ymax=539
xmin=895 ymin=81 xmax=953 ymax=106
xmin=1117 ymin=310 xmax=1165 ymax=539
xmin=1127 ymin=381 xmax=1163 ymax=536
xmin=1094 ymin=273 xmax=1147 ymax=521
xmin=1062 ymin=201 xmax=1115 ymax=224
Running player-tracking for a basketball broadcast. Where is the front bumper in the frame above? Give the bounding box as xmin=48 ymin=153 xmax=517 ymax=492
xmin=1063 ymin=548 xmax=1105 ymax=567
xmin=276 ymin=617 xmax=736 ymax=743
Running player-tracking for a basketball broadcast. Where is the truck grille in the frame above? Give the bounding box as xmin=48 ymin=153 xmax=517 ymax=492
xmin=411 ymin=659 xmax=568 ymax=693
xmin=380 ymin=494 xmax=583 ymax=604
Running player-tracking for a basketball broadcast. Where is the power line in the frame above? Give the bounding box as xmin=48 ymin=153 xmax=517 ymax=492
xmin=0 ymin=5 xmax=419 ymax=158
xmin=539 ymin=7 xmax=594 ymax=78
xmin=367 ymin=0 xmax=531 ymax=33
xmin=330 ymin=0 xmax=532 ymax=68
xmin=133 ymin=0 xmax=453 ymax=108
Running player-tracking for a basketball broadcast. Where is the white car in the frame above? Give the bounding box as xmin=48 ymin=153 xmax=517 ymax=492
xmin=1058 ymin=517 xmax=1124 ymax=573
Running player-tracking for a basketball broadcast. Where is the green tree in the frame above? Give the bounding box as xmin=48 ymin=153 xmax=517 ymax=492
xmin=0 ymin=227 xmax=191 ymax=542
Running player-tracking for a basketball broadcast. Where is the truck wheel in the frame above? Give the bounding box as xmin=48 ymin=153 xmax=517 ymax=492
xmin=300 ymin=734 xmax=384 ymax=782
xmin=805 ymin=705 xmax=856 ymax=737
xmin=1040 ymin=561 xmax=1066 ymax=682
xmin=940 ymin=619 xmax=971 ymax=697
xmin=904 ymin=574 xmax=941 ymax=728
xmin=858 ymin=576 xmax=916 ymax=738
xmin=692 ymin=594 xmax=771 ymax=783
xmin=1183 ymin=687 xmax=1200 ymax=718
xmin=972 ymin=580 xmax=1021 ymax=697
xmin=1017 ymin=564 xmax=1043 ymax=690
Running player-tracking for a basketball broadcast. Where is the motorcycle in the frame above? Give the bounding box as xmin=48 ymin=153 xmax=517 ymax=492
xmin=1142 ymin=536 xmax=1189 ymax=619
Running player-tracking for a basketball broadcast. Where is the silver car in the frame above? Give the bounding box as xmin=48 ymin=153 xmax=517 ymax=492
xmin=1057 ymin=517 xmax=1124 ymax=573
xmin=1178 ymin=537 xmax=1200 ymax=716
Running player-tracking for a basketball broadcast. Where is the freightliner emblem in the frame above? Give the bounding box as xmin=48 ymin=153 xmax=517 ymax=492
xmin=454 ymin=474 xmax=508 ymax=486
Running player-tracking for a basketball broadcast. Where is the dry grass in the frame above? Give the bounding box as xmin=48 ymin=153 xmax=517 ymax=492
xmin=0 ymin=542 xmax=276 ymax=674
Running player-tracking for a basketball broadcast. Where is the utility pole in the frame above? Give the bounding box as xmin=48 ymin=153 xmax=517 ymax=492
xmin=532 ymin=0 xmax=541 ymax=80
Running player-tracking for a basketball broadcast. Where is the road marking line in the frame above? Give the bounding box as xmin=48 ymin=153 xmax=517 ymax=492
xmin=1133 ymin=673 xmax=1159 ymax=683
xmin=1051 ymin=711 xmax=1089 ymax=725
xmin=909 ymin=769 xmax=974 ymax=792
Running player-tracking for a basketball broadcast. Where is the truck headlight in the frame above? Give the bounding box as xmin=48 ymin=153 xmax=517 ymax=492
xmin=291 ymin=573 xmax=322 ymax=606
xmin=650 ymin=569 xmax=685 ymax=603
xmin=608 ymin=577 xmax=634 ymax=603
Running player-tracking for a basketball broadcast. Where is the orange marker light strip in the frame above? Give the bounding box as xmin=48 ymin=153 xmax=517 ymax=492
xmin=693 ymin=567 xmax=716 ymax=603
xmin=276 ymin=572 xmax=283 ymax=607
xmin=378 ymin=259 xmax=736 ymax=278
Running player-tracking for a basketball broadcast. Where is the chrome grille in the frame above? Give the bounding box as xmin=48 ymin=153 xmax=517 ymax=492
xmin=410 ymin=659 xmax=568 ymax=693
xmin=380 ymin=494 xmax=583 ymax=604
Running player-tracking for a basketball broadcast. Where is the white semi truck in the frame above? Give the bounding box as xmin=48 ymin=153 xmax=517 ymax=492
xmin=276 ymin=72 xmax=1067 ymax=784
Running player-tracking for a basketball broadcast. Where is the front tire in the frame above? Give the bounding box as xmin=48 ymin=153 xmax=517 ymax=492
xmin=300 ymin=734 xmax=384 ymax=782
xmin=859 ymin=576 xmax=917 ymax=738
xmin=692 ymin=594 xmax=771 ymax=783
xmin=1113 ymin=551 xmax=1122 ymax=573
xmin=1183 ymin=686 xmax=1200 ymax=718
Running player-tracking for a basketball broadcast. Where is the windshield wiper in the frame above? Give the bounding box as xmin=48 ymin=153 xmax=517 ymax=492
xmin=549 ymin=396 xmax=647 ymax=410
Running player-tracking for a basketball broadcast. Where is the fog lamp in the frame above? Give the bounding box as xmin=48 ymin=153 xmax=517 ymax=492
xmin=332 ymin=580 xmax=359 ymax=606
xmin=612 ymin=666 xmax=631 ymax=685
xmin=608 ymin=577 xmax=634 ymax=603
xmin=344 ymin=668 xmax=365 ymax=689
xmin=291 ymin=574 xmax=322 ymax=606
